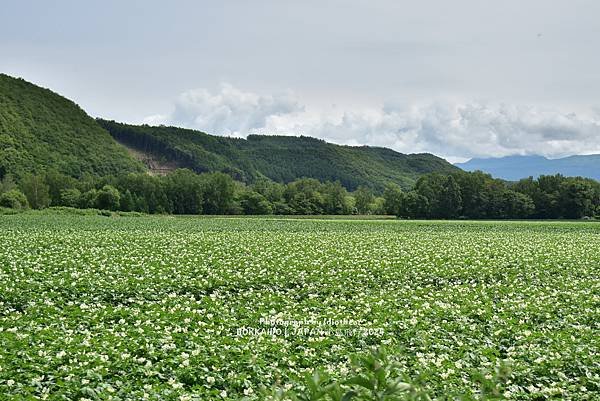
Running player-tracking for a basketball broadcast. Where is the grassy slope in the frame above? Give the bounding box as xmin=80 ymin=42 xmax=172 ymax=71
xmin=0 ymin=74 xmax=143 ymax=179
xmin=99 ymin=120 xmax=458 ymax=191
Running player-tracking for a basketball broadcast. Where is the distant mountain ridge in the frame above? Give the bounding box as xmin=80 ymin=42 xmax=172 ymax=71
xmin=456 ymin=154 xmax=600 ymax=181
xmin=98 ymin=120 xmax=459 ymax=191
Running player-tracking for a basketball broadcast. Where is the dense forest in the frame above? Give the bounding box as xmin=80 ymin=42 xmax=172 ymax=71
xmin=1 ymin=167 xmax=598 ymax=219
xmin=0 ymin=74 xmax=144 ymax=179
xmin=384 ymin=171 xmax=600 ymax=219
xmin=0 ymin=73 xmax=458 ymax=192
xmin=98 ymin=120 xmax=458 ymax=191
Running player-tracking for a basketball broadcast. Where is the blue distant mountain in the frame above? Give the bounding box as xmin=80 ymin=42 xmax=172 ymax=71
xmin=455 ymin=154 xmax=600 ymax=181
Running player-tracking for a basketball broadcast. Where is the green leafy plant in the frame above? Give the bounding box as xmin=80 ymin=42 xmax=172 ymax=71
xmin=262 ymin=348 xmax=514 ymax=401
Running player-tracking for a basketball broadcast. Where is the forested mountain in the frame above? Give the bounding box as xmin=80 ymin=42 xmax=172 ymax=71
xmin=98 ymin=120 xmax=458 ymax=191
xmin=0 ymin=73 xmax=458 ymax=191
xmin=456 ymin=155 xmax=600 ymax=181
xmin=0 ymin=74 xmax=143 ymax=180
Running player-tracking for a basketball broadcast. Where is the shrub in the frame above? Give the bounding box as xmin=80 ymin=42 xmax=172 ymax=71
xmin=0 ymin=189 xmax=29 ymax=210
xmin=95 ymin=185 xmax=121 ymax=211
xmin=79 ymin=189 xmax=98 ymax=209
xmin=240 ymin=191 xmax=272 ymax=215
xmin=59 ymin=188 xmax=82 ymax=208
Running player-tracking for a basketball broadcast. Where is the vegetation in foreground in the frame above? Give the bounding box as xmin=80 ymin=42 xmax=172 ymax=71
xmin=0 ymin=216 xmax=598 ymax=400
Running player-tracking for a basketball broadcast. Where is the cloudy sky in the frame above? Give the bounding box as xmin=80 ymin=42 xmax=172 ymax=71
xmin=2 ymin=0 xmax=600 ymax=162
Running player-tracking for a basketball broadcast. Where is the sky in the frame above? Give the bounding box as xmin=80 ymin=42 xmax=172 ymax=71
xmin=2 ymin=0 xmax=600 ymax=162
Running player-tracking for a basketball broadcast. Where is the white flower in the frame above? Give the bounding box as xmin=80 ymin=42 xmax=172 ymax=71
xmin=168 ymin=377 xmax=183 ymax=389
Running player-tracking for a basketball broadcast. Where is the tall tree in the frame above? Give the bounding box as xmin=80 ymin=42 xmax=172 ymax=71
xmin=164 ymin=169 xmax=203 ymax=214
xmin=20 ymin=174 xmax=50 ymax=209
xmin=59 ymin=188 xmax=81 ymax=208
xmin=398 ymin=191 xmax=429 ymax=219
xmin=383 ymin=183 xmax=404 ymax=216
xmin=354 ymin=186 xmax=374 ymax=214
xmin=0 ymin=174 xmax=17 ymax=195
xmin=322 ymin=181 xmax=350 ymax=214
xmin=240 ymin=191 xmax=272 ymax=215
xmin=285 ymin=178 xmax=325 ymax=215
xmin=500 ymin=190 xmax=535 ymax=219
xmin=119 ymin=190 xmax=135 ymax=212
xmin=44 ymin=169 xmax=79 ymax=206
xmin=439 ymin=175 xmax=462 ymax=218
xmin=559 ymin=179 xmax=597 ymax=219
xmin=201 ymin=172 xmax=236 ymax=214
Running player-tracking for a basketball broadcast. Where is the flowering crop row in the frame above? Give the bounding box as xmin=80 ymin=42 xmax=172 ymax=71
xmin=0 ymin=215 xmax=598 ymax=400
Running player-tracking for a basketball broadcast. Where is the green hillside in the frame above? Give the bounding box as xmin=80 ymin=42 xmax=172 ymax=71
xmin=99 ymin=120 xmax=458 ymax=190
xmin=0 ymin=74 xmax=143 ymax=179
xmin=0 ymin=73 xmax=457 ymax=191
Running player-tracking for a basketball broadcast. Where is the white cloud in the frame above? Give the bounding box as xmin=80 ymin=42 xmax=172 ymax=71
xmin=146 ymin=84 xmax=600 ymax=160
xmin=162 ymin=83 xmax=302 ymax=136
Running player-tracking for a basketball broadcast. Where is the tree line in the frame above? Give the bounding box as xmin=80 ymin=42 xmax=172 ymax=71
xmin=381 ymin=171 xmax=600 ymax=219
xmin=0 ymin=169 xmax=355 ymax=215
xmin=0 ymin=168 xmax=598 ymax=219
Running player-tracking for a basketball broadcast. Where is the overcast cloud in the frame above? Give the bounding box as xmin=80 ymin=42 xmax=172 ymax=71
xmin=2 ymin=0 xmax=600 ymax=161
xmin=148 ymin=83 xmax=600 ymax=162
xmin=149 ymin=84 xmax=303 ymax=136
